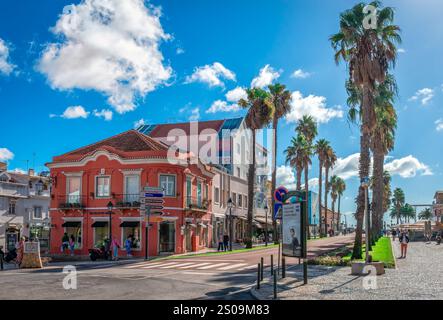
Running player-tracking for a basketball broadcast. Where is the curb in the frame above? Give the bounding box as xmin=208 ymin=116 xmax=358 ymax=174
xmin=389 ymin=238 xmax=398 ymax=270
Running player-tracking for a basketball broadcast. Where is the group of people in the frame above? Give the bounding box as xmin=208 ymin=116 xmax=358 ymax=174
xmin=61 ymin=233 xmax=76 ymax=256
xmin=391 ymin=228 xmax=410 ymax=259
xmin=109 ymin=235 xmax=134 ymax=261
xmin=217 ymin=234 xmax=230 ymax=252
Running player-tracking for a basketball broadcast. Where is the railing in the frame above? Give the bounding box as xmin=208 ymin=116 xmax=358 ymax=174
xmin=113 ymin=194 xmax=141 ymax=209
xmin=29 ymin=189 xmax=50 ymax=197
xmin=57 ymin=195 xmax=87 ymax=209
xmin=185 ymin=196 xmax=209 ymax=211
xmin=0 ymin=181 xmax=28 ymax=198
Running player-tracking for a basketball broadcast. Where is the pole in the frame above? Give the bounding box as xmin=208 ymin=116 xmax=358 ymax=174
xmin=260 ymin=257 xmax=264 ymax=281
xmin=229 ymin=206 xmax=233 ymax=252
xmin=277 ymin=221 xmax=281 ymax=275
xmin=303 ymin=199 xmax=308 ymax=285
xmin=145 ymin=206 xmax=150 ymax=261
xmin=282 ymin=257 xmax=286 ymax=279
xmin=0 ymin=249 xmax=4 ymax=271
xmin=273 ymin=271 xmax=277 ymax=299
xmin=265 ymin=208 xmax=268 ymax=246
xmin=257 ymin=263 xmax=261 ymax=290
xmin=270 ymin=254 xmax=274 ymax=276
xmin=365 ymin=187 xmax=370 ymax=264
xmin=108 ymin=209 xmax=112 ymax=260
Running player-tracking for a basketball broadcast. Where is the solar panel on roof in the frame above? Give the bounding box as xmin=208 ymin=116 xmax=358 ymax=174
xmin=136 ymin=124 xmax=156 ymax=136
xmin=219 ymin=117 xmax=244 ymax=138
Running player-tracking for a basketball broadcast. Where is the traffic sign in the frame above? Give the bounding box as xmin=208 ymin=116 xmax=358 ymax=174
xmin=274 ymin=203 xmax=282 ymax=219
xmin=144 ymin=193 xmax=164 ymax=198
xmin=146 ymin=205 xmax=164 ymax=211
xmin=274 ymin=186 xmax=289 ymax=203
xmin=140 ymin=198 xmax=164 ymax=204
xmin=144 ymin=186 xmax=164 ymax=193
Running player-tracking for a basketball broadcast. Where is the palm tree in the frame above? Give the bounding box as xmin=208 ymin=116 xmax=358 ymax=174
xmin=381 ymin=170 xmax=392 ymax=231
xmin=419 ymin=208 xmax=433 ymax=221
xmin=315 ymin=139 xmax=331 ymax=237
xmin=391 ymin=188 xmax=405 ymax=225
xmin=331 ymin=1 xmax=401 ymax=259
xmin=323 ymin=146 xmax=337 ymax=236
xmin=268 ymin=84 xmax=292 ymax=244
xmin=336 ymin=177 xmax=346 ymax=232
xmin=284 ymin=135 xmax=305 ymax=191
xmin=371 ymin=75 xmax=397 ymax=240
xmin=330 ymin=175 xmax=339 ymax=234
xmin=239 ymin=88 xmax=274 ymax=248
xmin=401 ymin=204 xmax=415 ymax=223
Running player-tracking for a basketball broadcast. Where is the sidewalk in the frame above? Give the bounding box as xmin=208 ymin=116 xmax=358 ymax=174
xmin=251 ymin=239 xmax=443 ymax=300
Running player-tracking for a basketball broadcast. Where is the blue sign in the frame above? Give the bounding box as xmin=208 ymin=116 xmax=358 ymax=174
xmin=144 ymin=193 xmax=164 ymax=198
xmin=274 ymin=203 xmax=282 ymax=219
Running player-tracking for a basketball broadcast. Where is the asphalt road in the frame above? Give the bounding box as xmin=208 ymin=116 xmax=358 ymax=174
xmin=0 ymin=234 xmax=354 ymax=300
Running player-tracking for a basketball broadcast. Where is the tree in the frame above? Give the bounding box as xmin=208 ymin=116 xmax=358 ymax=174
xmin=315 ymin=139 xmax=331 ymax=237
xmin=323 ymin=146 xmax=337 ymax=236
xmin=336 ymin=177 xmax=346 ymax=232
xmin=268 ymin=84 xmax=292 ymax=244
xmin=331 ymin=1 xmax=401 ymax=259
xmin=381 ymin=170 xmax=392 ymax=230
xmin=419 ymin=208 xmax=433 ymax=221
xmin=284 ymin=135 xmax=305 ymax=191
xmin=391 ymin=187 xmax=405 ymax=225
xmin=239 ymin=88 xmax=274 ymax=248
xmin=330 ymin=175 xmax=339 ymax=234
xmin=401 ymin=204 xmax=415 ymax=223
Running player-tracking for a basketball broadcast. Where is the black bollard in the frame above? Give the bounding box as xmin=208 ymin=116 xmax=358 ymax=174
xmin=273 ymin=270 xmax=277 ymax=299
xmin=257 ymin=263 xmax=261 ymax=290
xmin=260 ymin=257 xmax=264 ymax=281
xmin=282 ymin=257 xmax=286 ymax=279
xmin=0 ymin=252 xmax=3 ymax=271
xmin=270 ymin=254 xmax=274 ymax=276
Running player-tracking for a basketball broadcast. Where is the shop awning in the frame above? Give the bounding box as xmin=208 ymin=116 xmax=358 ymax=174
xmin=91 ymin=221 xmax=108 ymax=228
xmin=120 ymin=221 xmax=140 ymax=228
xmin=62 ymin=221 xmax=81 ymax=228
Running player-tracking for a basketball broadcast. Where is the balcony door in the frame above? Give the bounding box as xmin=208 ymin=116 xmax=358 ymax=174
xmin=67 ymin=176 xmax=81 ymax=204
xmin=124 ymin=175 xmax=140 ymax=203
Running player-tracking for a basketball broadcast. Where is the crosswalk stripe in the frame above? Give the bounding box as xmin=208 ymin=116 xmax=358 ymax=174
xmin=217 ymin=263 xmax=248 ymax=270
xmin=160 ymin=262 xmax=195 ymax=269
xmin=240 ymin=265 xmax=258 ymax=270
xmin=196 ymin=263 xmax=229 ymax=270
xmin=141 ymin=262 xmax=179 ymax=269
xmin=179 ymin=263 xmax=211 ymax=269
xmin=124 ymin=262 xmax=163 ymax=269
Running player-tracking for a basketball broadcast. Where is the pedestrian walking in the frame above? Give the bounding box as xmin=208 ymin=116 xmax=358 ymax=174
xmin=217 ymin=234 xmax=224 ymax=252
xmin=392 ymin=229 xmax=397 ymax=241
xmin=69 ymin=235 xmax=75 ymax=256
xmin=223 ymin=234 xmax=229 ymax=252
xmin=125 ymin=235 xmax=133 ymax=257
xmin=399 ymin=229 xmax=410 ymax=259
xmin=61 ymin=232 xmax=69 ymax=254
xmin=111 ymin=237 xmax=120 ymax=261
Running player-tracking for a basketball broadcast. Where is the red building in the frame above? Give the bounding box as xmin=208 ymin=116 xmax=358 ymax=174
xmin=47 ymin=130 xmax=214 ymax=258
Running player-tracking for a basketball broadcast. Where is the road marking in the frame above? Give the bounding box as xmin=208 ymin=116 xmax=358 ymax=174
xmin=124 ymin=262 xmax=163 ymax=269
xmin=160 ymin=262 xmax=195 ymax=269
xmin=182 ymin=272 xmax=218 ymax=276
xmin=216 ymin=263 xmax=248 ymax=270
xmin=240 ymin=264 xmax=257 ymax=270
xmin=179 ymin=263 xmax=211 ymax=269
xmin=169 ymin=259 xmax=244 ymax=263
xmin=141 ymin=262 xmax=179 ymax=269
xmin=196 ymin=263 xmax=229 ymax=270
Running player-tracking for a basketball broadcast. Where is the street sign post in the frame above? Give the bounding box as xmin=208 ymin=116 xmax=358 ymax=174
xmin=143 ymin=187 xmax=164 ymax=260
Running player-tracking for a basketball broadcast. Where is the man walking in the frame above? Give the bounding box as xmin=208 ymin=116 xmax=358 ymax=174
xmin=399 ymin=230 xmax=410 ymax=259
xmin=223 ymin=234 xmax=230 ymax=252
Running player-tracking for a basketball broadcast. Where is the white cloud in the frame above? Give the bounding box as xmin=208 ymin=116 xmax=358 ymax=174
xmin=206 ymin=100 xmax=240 ymax=114
xmin=435 ymin=119 xmax=443 ymax=132
xmin=309 ymin=178 xmax=319 ymax=189
xmin=331 ymin=153 xmax=360 ymax=180
xmin=0 ymin=38 xmax=15 ymax=75
xmin=10 ymin=168 xmax=26 ymax=174
xmin=251 ymin=64 xmax=280 ymax=88
xmin=291 ymin=69 xmax=311 ymax=79
xmin=398 ymin=48 xmax=406 ymax=53
xmin=286 ymin=91 xmax=343 ymax=124
xmin=93 ymin=109 xmax=113 ymax=121
xmin=185 ymin=62 xmax=236 ymax=88
xmin=37 ymin=0 xmax=172 ymax=114
xmin=61 ymin=106 xmax=90 ymax=119
xmin=226 ymin=86 xmax=247 ymax=103
xmin=189 ymin=107 xmax=200 ymax=121
xmin=409 ymin=88 xmax=434 ymax=105
xmin=133 ymin=118 xmax=146 ymax=128
xmin=0 ymin=148 xmax=14 ymax=161
xmin=385 ymin=155 xmax=433 ymax=178
xmin=176 ymin=47 xmax=185 ymax=55
xmin=276 ymin=165 xmax=297 ymax=190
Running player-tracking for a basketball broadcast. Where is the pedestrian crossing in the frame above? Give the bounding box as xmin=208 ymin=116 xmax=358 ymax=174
xmin=123 ymin=260 xmax=258 ymax=272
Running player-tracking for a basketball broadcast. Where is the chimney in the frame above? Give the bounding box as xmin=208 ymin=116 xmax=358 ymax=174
xmin=0 ymin=162 xmax=6 ymax=172
xmin=28 ymin=168 xmax=35 ymax=176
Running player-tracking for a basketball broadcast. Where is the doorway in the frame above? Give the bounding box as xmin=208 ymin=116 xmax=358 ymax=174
xmin=159 ymin=221 xmax=175 ymax=254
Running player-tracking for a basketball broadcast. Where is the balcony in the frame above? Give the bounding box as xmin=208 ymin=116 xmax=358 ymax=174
xmin=57 ymin=195 xmax=87 ymax=210
xmin=0 ymin=181 xmax=28 ymax=198
xmin=185 ymin=196 xmax=209 ymax=212
xmin=113 ymin=194 xmax=141 ymax=209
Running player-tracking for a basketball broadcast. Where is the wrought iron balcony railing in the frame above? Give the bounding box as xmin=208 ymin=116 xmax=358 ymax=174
xmin=185 ymin=196 xmax=209 ymax=211
xmin=113 ymin=194 xmax=141 ymax=209
xmin=57 ymin=195 xmax=87 ymax=209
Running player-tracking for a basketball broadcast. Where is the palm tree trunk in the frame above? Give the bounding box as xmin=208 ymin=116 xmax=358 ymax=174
xmin=372 ymin=149 xmax=384 ymax=242
xmin=331 ymin=199 xmax=336 ymax=236
xmin=337 ymin=195 xmax=341 ymax=232
xmin=246 ymin=129 xmax=256 ymax=249
xmin=296 ymin=166 xmax=302 ymax=191
xmin=304 ymin=164 xmax=310 ymax=239
xmin=324 ymin=165 xmax=329 ymax=236
xmin=271 ymin=118 xmax=278 ymax=244
xmin=318 ymin=161 xmax=323 ymax=237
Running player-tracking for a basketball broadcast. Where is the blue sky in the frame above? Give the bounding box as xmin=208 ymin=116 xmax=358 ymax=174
xmin=0 ymin=0 xmax=442 ymax=223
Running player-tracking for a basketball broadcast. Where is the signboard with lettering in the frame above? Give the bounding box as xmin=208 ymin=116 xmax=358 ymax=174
xmin=282 ymin=203 xmax=303 ymax=258
xmin=24 ymin=241 xmax=40 ymax=254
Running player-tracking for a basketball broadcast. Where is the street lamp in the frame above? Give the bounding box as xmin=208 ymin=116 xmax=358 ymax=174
xmin=264 ymin=202 xmax=269 ymax=246
xmin=107 ymin=201 xmax=113 ymax=260
xmin=361 ymin=177 xmax=370 ymax=264
xmin=227 ymin=198 xmax=233 ymax=251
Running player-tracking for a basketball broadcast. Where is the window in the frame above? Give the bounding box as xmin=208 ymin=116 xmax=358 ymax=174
xmin=67 ymin=176 xmax=81 ymax=203
xmin=237 ymin=167 xmax=241 ymax=178
xmin=65 ymin=223 xmax=82 ymax=249
xmin=8 ymin=201 xmax=16 ymax=215
xmin=124 ymin=175 xmax=140 ymax=202
xmin=214 ymin=187 xmax=220 ymax=203
xmin=232 ymin=192 xmax=237 ymax=206
xmin=238 ymin=194 xmax=242 ymax=207
xmin=33 ymin=206 xmax=43 ymax=219
xmin=197 ymin=181 xmax=202 ymax=207
xmin=160 ymin=175 xmax=176 ymax=197
xmin=96 ymin=176 xmax=111 ymax=198
xmin=122 ymin=225 xmax=141 ymax=250
xmin=94 ymin=224 xmax=108 ymax=247
xmin=186 ymin=176 xmax=192 ymax=207
xmin=205 ymin=184 xmax=208 ymax=200
xmin=244 ymin=195 xmax=248 ymax=208
xmin=236 ymin=143 xmax=241 ymax=154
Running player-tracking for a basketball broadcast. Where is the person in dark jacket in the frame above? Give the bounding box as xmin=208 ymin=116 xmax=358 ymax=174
xmin=223 ymin=234 xmax=229 ymax=252
xmin=398 ymin=230 xmax=410 ymax=259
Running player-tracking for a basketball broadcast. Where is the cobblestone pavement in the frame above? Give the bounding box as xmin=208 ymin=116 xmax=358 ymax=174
xmin=252 ymin=240 xmax=443 ymax=300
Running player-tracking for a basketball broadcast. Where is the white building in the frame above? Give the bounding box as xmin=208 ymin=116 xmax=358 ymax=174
xmin=0 ymin=163 xmax=51 ymax=253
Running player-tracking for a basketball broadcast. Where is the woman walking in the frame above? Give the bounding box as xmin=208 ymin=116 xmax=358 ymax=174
xmin=111 ymin=236 xmax=120 ymax=261
xmin=69 ymin=235 xmax=76 ymax=256
xmin=399 ymin=230 xmax=410 ymax=259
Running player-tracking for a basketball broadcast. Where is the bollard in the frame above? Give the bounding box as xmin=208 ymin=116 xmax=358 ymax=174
xmin=270 ymin=254 xmax=274 ymax=276
xmin=260 ymin=257 xmax=264 ymax=281
xmin=273 ymin=269 xmax=277 ymax=299
xmin=257 ymin=263 xmax=261 ymax=290
xmin=0 ymin=253 xmax=3 ymax=271
xmin=282 ymin=257 xmax=286 ymax=279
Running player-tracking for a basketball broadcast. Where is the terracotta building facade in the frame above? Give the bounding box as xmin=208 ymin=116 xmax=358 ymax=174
xmin=46 ymin=130 xmax=214 ymax=258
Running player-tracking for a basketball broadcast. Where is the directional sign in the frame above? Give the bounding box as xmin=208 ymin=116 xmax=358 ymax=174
xmin=144 ymin=192 xmax=164 ymax=198
xmin=144 ymin=186 xmax=164 ymax=193
xmin=141 ymin=198 xmax=165 ymax=204
xmin=147 ymin=205 xmax=164 ymax=211
xmin=274 ymin=203 xmax=282 ymax=220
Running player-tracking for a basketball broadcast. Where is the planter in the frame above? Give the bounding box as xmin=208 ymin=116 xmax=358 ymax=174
xmin=351 ymin=262 xmax=385 ymax=276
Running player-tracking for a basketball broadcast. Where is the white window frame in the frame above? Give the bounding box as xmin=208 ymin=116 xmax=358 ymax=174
xmin=214 ymin=187 xmax=220 ymax=204
xmin=95 ymin=175 xmax=111 ymax=198
xmin=66 ymin=174 xmax=82 ymax=203
xmin=159 ymin=174 xmax=177 ymax=198
xmin=33 ymin=206 xmax=43 ymax=220
xmin=123 ymin=174 xmax=141 ymax=202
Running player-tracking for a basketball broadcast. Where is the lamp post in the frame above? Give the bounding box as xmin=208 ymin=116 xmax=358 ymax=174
xmin=361 ymin=177 xmax=370 ymax=264
xmin=107 ymin=201 xmax=113 ymax=260
xmin=264 ymin=202 xmax=269 ymax=246
xmin=227 ymin=198 xmax=233 ymax=251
